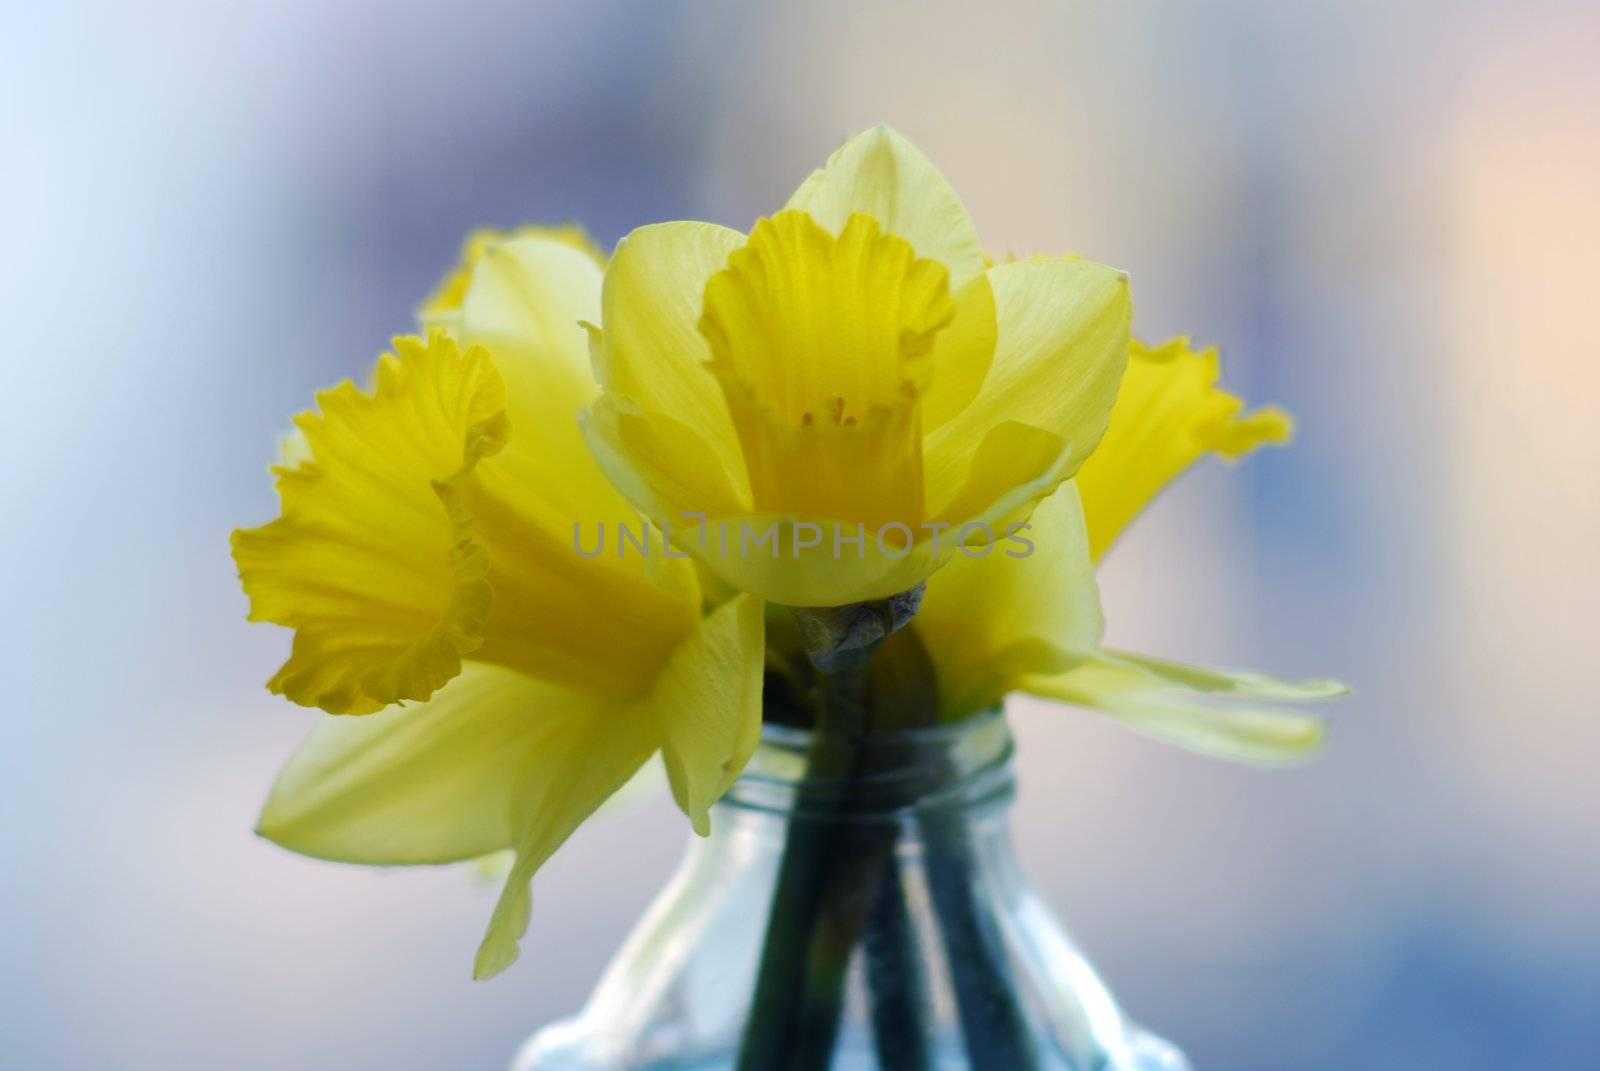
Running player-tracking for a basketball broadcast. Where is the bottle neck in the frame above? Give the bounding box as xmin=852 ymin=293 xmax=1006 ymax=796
xmin=720 ymin=707 xmax=1016 ymax=823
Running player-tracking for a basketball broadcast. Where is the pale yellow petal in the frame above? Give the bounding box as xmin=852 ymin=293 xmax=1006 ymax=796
xmin=915 ymin=481 xmax=1103 ymax=719
xmin=924 ymin=420 xmax=1066 ymax=532
xmin=467 ymin=756 xmax=671 ymax=886
xmin=1099 ymin=648 xmax=1348 ymax=702
xmin=232 ymin=333 xmax=508 ymax=714
xmin=924 ymin=256 xmax=1131 ymax=521
xmin=418 ymin=222 xmax=604 ymax=325
xmin=454 ymin=235 xmax=633 ymax=528
xmin=921 ymin=273 xmax=998 ymax=433
xmin=785 ymin=125 xmax=986 ymax=289
xmin=447 ymin=233 xmax=705 ymax=693
xmin=256 ymin=664 xmax=570 ymax=865
xmin=1076 ymin=336 xmax=1292 ymax=561
xmin=474 ymin=704 xmax=660 ymax=980
xmin=653 ymin=593 xmax=765 ymax=834
xmin=458 ymin=236 xmax=601 ymax=399
xmin=1021 ymin=650 xmax=1339 ymax=765
xmin=580 ymin=393 xmax=751 ymax=530
xmin=473 ymin=594 xmax=765 ymax=979
xmin=595 ymin=221 xmax=749 ymax=492
xmin=460 ymin=458 xmax=700 ymax=698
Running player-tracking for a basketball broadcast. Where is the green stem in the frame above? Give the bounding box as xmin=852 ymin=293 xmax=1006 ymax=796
xmin=920 ymin=811 xmax=1038 ymax=1070
xmin=736 ymin=599 xmax=942 ymax=1069
xmin=863 ymin=855 xmax=935 ymax=1070
xmin=735 ymin=666 xmax=873 ymax=1070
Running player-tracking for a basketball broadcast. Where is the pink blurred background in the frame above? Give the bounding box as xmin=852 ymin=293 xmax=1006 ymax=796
xmin=6 ymin=2 xmax=1598 ymax=1068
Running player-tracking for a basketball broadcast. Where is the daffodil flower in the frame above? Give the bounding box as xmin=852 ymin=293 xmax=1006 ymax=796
xmin=233 ymin=230 xmax=764 ymax=979
xmin=913 ymin=336 xmax=1344 ymax=763
xmin=236 ymin=131 xmax=1346 ymax=992
xmin=581 ymin=126 xmax=1131 ymax=607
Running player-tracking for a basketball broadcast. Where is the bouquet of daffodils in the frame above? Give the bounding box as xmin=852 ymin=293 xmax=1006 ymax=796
xmin=234 ymin=127 xmax=1343 ymax=984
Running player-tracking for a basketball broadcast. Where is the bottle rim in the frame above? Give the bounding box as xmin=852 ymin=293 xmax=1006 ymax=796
xmin=756 ymin=704 xmax=1006 ymax=750
xmin=725 ymin=706 xmax=1015 ymax=819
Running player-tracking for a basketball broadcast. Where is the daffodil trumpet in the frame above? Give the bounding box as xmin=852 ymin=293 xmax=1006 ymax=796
xmin=232 ymin=124 xmax=1346 ymax=1026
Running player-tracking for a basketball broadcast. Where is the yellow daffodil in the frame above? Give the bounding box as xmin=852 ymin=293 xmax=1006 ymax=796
xmin=912 ymin=336 xmax=1343 ymax=763
xmin=581 ymin=126 xmax=1131 ymax=607
xmin=233 ymin=231 xmax=764 ymax=979
xmin=235 ymin=127 xmax=1345 ymax=994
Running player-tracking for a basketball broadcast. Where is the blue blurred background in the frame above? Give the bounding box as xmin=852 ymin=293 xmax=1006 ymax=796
xmin=6 ymin=2 xmax=1599 ymax=1068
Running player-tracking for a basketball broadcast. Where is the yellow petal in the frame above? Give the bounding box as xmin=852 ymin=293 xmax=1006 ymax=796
xmin=1020 ymin=650 xmax=1342 ymax=765
xmin=915 ymin=481 xmax=1103 ymax=719
xmin=256 ymin=663 xmax=570 ymax=864
xmin=924 ymin=420 xmax=1066 ymax=532
xmin=595 ymin=221 xmax=749 ymax=493
xmin=580 ymin=393 xmax=751 ymax=529
xmin=460 ymin=757 xmax=668 ymax=885
xmin=472 ymin=593 xmax=764 ymax=979
xmin=1076 ymin=336 xmax=1292 ymax=561
xmin=923 ymin=256 xmax=1131 ymax=523
xmin=457 ymin=235 xmax=601 ymax=400
xmin=653 ymin=593 xmax=765 ymax=835
xmin=921 ymin=273 xmax=998 ymax=433
xmin=446 ymin=232 xmax=706 ymax=693
xmin=460 ymin=457 xmax=700 ymax=698
xmin=454 ymin=235 xmax=625 ymax=526
xmin=418 ymin=222 xmax=604 ymax=325
xmin=474 ymin=702 xmax=660 ymax=980
xmin=231 ymin=333 xmax=508 ymax=714
xmin=1100 ymin=648 xmax=1348 ymax=702
xmin=785 ymin=125 xmax=987 ymax=290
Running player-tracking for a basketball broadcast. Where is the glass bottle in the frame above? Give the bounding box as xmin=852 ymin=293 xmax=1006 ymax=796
xmin=516 ymin=709 xmax=1188 ymax=1070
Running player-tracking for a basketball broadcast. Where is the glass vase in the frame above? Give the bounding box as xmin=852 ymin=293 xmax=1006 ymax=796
xmin=514 ymin=709 xmax=1189 ymax=1070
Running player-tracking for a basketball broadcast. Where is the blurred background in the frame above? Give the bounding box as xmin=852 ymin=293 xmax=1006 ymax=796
xmin=6 ymin=1 xmax=1599 ymax=1068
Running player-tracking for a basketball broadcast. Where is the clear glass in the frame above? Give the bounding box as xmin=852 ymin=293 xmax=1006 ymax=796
xmin=515 ymin=710 xmax=1189 ymax=1070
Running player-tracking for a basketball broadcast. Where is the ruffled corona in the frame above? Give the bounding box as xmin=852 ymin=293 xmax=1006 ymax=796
xmin=232 ymin=331 xmax=695 ymax=712
xmin=1074 ymin=336 xmax=1293 ymax=561
xmin=700 ymin=210 xmax=952 ymax=530
xmin=231 ymin=334 xmax=509 ymax=714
